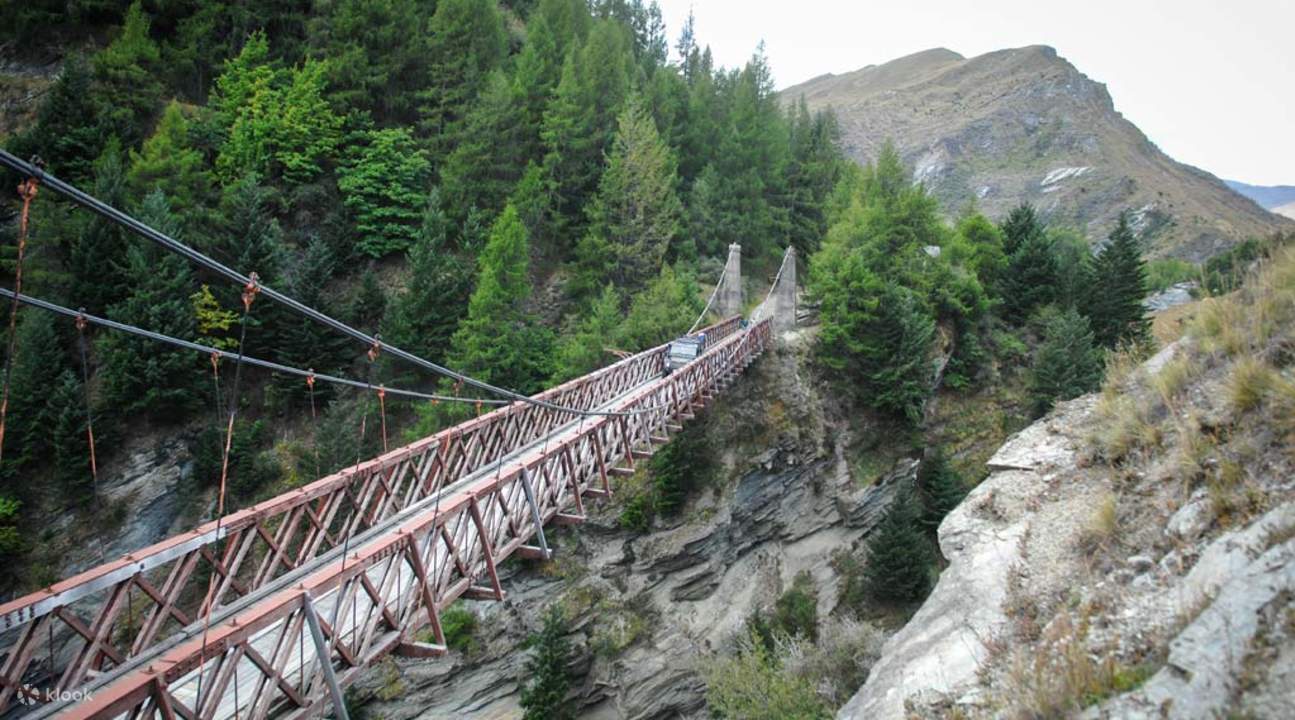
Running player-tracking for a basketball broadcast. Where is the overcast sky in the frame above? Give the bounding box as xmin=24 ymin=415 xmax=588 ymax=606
xmin=654 ymin=0 xmax=1295 ymax=187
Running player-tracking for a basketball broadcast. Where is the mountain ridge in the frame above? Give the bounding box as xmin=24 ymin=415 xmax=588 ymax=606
xmin=783 ymin=46 xmax=1291 ymax=260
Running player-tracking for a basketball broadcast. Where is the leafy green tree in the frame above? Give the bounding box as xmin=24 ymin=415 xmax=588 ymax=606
xmin=419 ymin=0 xmax=508 ymax=154
xmin=579 ymin=97 xmax=684 ymax=293
xmin=617 ymin=265 xmax=702 ymax=351
xmin=444 ymin=204 xmax=553 ymax=394
xmin=97 ymin=192 xmax=203 ymax=419
xmin=949 ymin=211 xmax=1008 ymax=296
xmin=785 ymin=98 xmax=844 ymax=259
xmin=0 ymin=312 xmax=69 ymax=493
xmin=863 ymin=490 xmax=934 ymax=604
xmin=1086 ymin=213 xmax=1150 ymax=349
xmin=918 ymin=449 xmax=966 ymax=530
xmin=337 ymin=128 xmax=431 ymax=257
xmin=540 ymin=20 xmax=633 ymax=239
xmin=128 ymin=100 xmax=210 ymax=212
xmin=520 ymin=605 xmax=573 ymax=720
xmin=92 ymin=1 xmax=163 ymax=146
xmin=385 ymin=193 xmax=474 ymax=366
xmin=347 ymin=267 xmax=387 ymax=333
xmin=704 ymin=630 xmax=828 ymax=720
xmin=213 ymin=33 xmax=343 ymax=185
xmin=552 ymin=284 xmax=622 ymax=382
xmin=1029 ymin=306 xmax=1103 ymax=416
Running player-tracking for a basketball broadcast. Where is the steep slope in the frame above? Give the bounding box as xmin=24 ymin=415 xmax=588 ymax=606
xmin=1225 ymin=179 xmax=1295 ymax=209
xmin=838 ymin=246 xmax=1295 ymax=719
xmin=783 ymin=46 xmax=1291 ymax=260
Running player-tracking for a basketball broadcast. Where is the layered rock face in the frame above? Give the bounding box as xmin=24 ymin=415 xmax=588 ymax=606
xmin=782 ymin=46 xmax=1291 ymax=260
xmin=352 ymin=331 xmax=906 ymax=719
xmin=838 ymin=339 xmax=1295 ymax=719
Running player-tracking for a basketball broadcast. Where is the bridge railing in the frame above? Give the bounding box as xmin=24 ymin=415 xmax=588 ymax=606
xmin=0 ymin=316 xmax=743 ymax=712
xmin=48 ymin=318 xmax=771 ymax=720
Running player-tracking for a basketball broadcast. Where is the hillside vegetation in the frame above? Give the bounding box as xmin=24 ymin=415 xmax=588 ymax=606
xmin=0 ymin=0 xmax=845 ymax=590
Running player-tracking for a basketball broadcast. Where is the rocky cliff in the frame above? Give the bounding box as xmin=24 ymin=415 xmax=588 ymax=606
xmin=837 ymin=247 xmax=1295 ymax=718
xmin=349 ymin=329 xmax=908 ymax=718
xmin=782 ymin=46 xmax=1292 ymax=260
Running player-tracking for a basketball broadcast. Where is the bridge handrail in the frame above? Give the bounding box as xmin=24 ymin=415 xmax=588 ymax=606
xmin=0 ymin=316 xmax=743 ymax=711
xmin=46 ymin=318 xmax=771 ymax=720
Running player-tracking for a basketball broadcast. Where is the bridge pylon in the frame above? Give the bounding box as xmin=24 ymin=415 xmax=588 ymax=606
xmin=718 ymin=243 xmax=743 ymax=318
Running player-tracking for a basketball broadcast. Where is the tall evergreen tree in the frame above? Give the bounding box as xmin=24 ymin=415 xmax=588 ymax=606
xmin=1086 ymin=213 xmax=1150 ymax=349
xmin=438 ymin=72 xmax=527 ymax=224
xmin=418 ymin=0 xmax=508 ymax=155
xmin=0 ymin=313 xmax=69 ymax=493
xmin=128 ymin=100 xmax=211 ymax=212
xmin=999 ymin=203 xmax=1044 ymax=257
xmin=50 ymin=370 xmax=95 ymax=502
xmin=520 ymin=605 xmax=573 ymax=720
xmin=92 ymin=1 xmax=163 ymax=147
xmin=1029 ymin=307 xmax=1103 ymax=416
xmin=98 ymin=192 xmax=203 ymax=419
xmin=552 ymin=284 xmax=622 ymax=383
xmin=1001 ymin=229 xmax=1058 ymax=322
xmin=67 ymin=141 xmax=133 ymax=315
xmin=511 ymin=0 xmax=591 ymax=164
xmin=578 ymin=98 xmax=684 ymax=293
xmin=10 ymin=54 xmax=105 ymax=183
xmin=949 ymin=211 xmax=1008 ymax=297
xmin=863 ymin=490 xmax=934 ymax=604
xmin=540 ymin=20 xmax=633 ymax=240
xmin=616 ymin=265 xmax=703 ymax=351
xmin=445 ymin=204 xmax=553 ymax=393
xmin=918 ymin=449 xmax=967 ymax=530
xmin=306 ymin=0 xmax=429 ymax=124
xmin=385 ymin=192 xmax=473 ymax=366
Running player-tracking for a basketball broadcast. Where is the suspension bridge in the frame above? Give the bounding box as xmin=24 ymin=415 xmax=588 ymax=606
xmin=0 ymin=151 xmax=798 ymax=720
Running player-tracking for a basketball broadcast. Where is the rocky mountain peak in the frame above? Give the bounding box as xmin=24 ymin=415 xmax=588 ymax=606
xmin=783 ymin=46 xmax=1291 ymax=260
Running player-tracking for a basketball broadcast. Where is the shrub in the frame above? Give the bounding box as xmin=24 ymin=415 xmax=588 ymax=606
xmin=440 ymin=602 xmax=478 ymax=653
xmin=703 ymin=631 xmax=829 ymax=720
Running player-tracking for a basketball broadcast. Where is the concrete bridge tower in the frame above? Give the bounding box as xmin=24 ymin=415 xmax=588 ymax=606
xmin=718 ymin=243 xmax=743 ymax=318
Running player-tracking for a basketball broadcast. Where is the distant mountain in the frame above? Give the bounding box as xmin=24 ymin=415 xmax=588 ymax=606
xmin=1224 ymin=180 xmax=1295 ymax=210
xmin=782 ymin=46 xmax=1292 ymax=260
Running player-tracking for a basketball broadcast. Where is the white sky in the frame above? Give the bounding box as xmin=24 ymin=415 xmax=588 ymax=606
xmin=655 ymin=0 xmax=1295 ymax=186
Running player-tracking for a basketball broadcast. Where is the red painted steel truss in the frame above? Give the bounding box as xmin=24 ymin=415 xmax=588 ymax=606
xmin=0 ymin=316 xmax=765 ymax=719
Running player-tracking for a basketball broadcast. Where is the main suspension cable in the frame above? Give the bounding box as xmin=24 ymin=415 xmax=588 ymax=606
xmin=0 ymin=150 xmax=668 ymax=418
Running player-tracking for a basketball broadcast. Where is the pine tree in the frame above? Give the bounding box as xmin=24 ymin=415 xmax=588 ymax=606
xmin=347 ymin=267 xmax=387 ymax=333
xmin=97 ymin=192 xmax=203 ymax=419
xmin=617 ymin=265 xmax=703 ymax=352
xmin=520 ymin=605 xmax=573 ymax=720
xmin=1087 ymin=213 xmax=1150 ymax=349
xmin=50 ymin=370 xmax=95 ymax=503
xmin=269 ymin=237 xmax=354 ymax=406
xmin=950 ymin=211 xmax=1008 ymax=297
xmin=128 ymin=100 xmax=210 ymax=211
xmin=0 ymin=312 xmax=69 ymax=493
xmin=66 ymin=140 xmax=132 ymax=314
xmin=540 ymin=20 xmax=633 ymax=240
xmin=1001 ymin=229 xmax=1058 ymax=322
xmin=92 ymin=1 xmax=163 ymax=147
xmin=918 ymin=449 xmax=966 ymax=530
xmin=1029 ymin=307 xmax=1103 ymax=416
xmin=511 ymin=0 xmax=590 ymax=164
xmin=785 ymin=100 xmax=844 ymax=260
xmin=580 ymin=97 xmax=683 ymax=293
xmin=444 ymin=204 xmax=553 ymax=394
xmin=9 ymin=54 xmax=105 ymax=183
xmin=863 ymin=490 xmax=934 ymax=604
xmin=418 ymin=0 xmax=508 ymax=155
xmin=438 ymin=72 xmax=527 ymax=224
xmin=305 ymin=0 xmax=429 ymax=124
xmin=385 ymin=192 xmax=473 ymax=366
xmin=1000 ymin=203 xmax=1044 ymax=257
xmin=337 ymin=127 xmax=431 ymax=257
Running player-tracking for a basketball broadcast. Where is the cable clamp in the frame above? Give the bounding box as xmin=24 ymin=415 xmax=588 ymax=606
xmin=75 ymin=308 xmax=88 ymax=333
xmin=242 ymin=272 xmax=261 ymax=312
xmin=367 ymin=335 xmax=381 ymax=363
xmin=306 ymin=369 xmax=316 ymax=390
